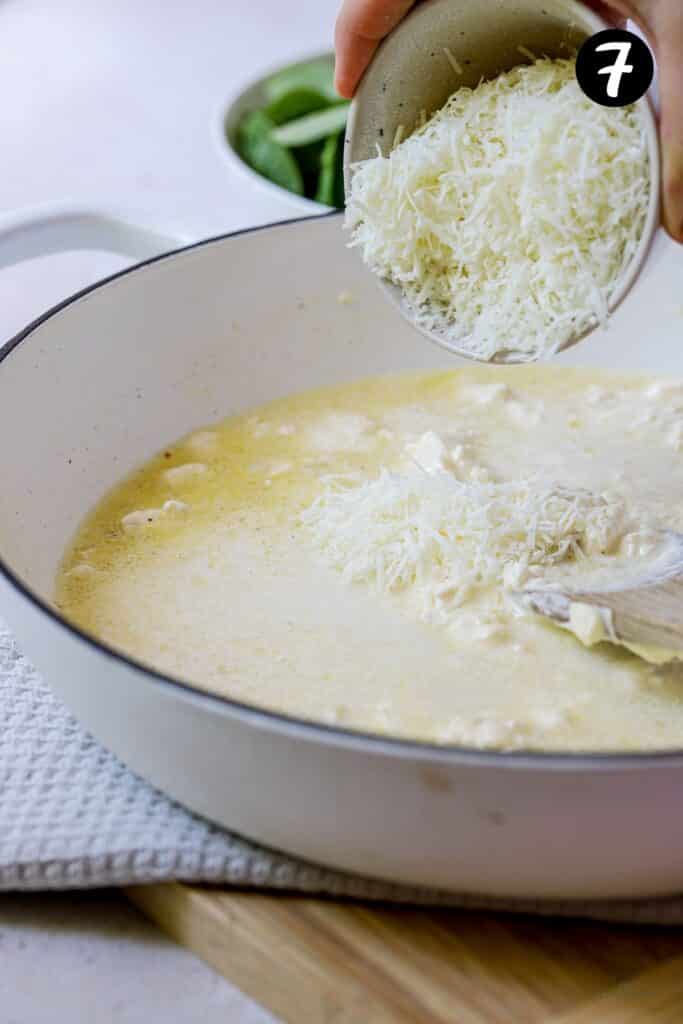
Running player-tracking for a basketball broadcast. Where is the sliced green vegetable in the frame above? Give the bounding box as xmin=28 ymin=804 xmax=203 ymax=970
xmin=264 ymin=57 xmax=338 ymax=104
xmin=264 ymin=87 xmax=331 ymax=126
xmin=231 ymin=57 xmax=347 ymax=205
xmin=236 ymin=110 xmax=304 ymax=195
xmin=315 ymin=132 xmax=341 ymax=206
xmin=295 ymin=140 xmax=326 ymax=199
xmin=272 ymin=104 xmax=349 ymax=149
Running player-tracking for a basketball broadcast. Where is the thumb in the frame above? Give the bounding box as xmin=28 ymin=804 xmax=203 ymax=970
xmin=335 ymin=0 xmax=416 ymax=98
xmin=654 ymin=6 xmax=683 ymax=242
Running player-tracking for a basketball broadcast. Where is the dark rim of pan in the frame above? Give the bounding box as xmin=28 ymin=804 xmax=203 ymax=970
xmin=1 ymin=211 xmax=681 ymax=766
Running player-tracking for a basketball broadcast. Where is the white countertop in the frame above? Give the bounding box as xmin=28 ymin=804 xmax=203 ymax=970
xmin=0 ymin=891 xmax=275 ymax=1024
xmin=0 ymin=0 xmax=336 ymax=335
xmin=0 ymin=0 xmax=336 ymax=1020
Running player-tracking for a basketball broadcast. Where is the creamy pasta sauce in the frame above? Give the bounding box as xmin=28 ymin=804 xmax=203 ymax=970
xmin=56 ymin=367 xmax=683 ymax=751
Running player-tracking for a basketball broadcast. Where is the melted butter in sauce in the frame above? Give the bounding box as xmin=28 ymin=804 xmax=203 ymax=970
xmin=56 ymin=366 xmax=683 ymax=752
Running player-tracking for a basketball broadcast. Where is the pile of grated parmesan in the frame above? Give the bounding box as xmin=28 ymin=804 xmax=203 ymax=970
xmin=301 ymin=455 xmax=627 ymax=619
xmin=345 ymin=58 xmax=650 ymax=361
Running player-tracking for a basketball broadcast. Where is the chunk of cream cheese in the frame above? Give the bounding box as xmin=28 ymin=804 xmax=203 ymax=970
xmin=567 ymin=600 xmax=680 ymax=665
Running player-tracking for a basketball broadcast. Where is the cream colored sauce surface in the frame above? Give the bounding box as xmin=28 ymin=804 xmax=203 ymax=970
xmin=56 ymin=367 xmax=683 ymax=751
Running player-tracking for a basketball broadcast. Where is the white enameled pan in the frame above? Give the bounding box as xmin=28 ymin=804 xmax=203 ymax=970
xmin=0 ymin=205 xmax=682 ymax=899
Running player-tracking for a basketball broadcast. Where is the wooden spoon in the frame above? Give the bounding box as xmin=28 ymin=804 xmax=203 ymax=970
xmin=519 ymin=533 xmax=683 ymax=658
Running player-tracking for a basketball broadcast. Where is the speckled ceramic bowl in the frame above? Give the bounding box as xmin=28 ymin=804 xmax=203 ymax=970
xmin=344 ymin=0 xmax=661 ymax=363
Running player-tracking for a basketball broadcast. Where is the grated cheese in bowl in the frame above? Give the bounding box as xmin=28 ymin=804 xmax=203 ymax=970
xmin=345 ymin=58 xmax=650 ymax=362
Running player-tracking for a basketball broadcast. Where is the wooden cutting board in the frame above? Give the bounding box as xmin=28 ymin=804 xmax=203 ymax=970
xmin=127 ymin=882 xmax=683 ymax=1022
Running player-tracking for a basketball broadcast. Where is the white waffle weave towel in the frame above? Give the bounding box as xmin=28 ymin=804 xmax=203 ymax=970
xmin=4 ymin=616 xmax=683 ymax=924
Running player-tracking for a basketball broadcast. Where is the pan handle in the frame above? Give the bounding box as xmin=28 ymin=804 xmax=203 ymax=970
xmin=0 ymin=202 xmax=190 ymax=270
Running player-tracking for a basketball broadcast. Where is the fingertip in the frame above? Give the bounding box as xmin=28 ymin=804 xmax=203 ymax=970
xmin=655 ymin=17 xmax=683 ymax=242
xmin=334 ymin=39 xmax=379 ymax=98
xmin=334 ymin=17 xmax=359 ymax=98
xmin=663 ymin=206 xmax=683 ymax=245
xmin=662 ymin=147 xmax=683 ymax=244
xmin=334 ymin=68 xmax=355 ymax=100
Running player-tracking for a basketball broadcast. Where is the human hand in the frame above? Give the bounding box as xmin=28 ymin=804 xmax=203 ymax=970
xmin=334 ymin=0 xmax=683 ymax=241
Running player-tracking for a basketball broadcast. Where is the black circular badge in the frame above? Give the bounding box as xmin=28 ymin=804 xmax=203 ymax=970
xmin=576 ymin=29 xmax=654 ymax=107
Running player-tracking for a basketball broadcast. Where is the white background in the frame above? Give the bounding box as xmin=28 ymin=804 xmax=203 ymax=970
xmin=0 ymin=0 xmax=337 ymax=1020
xmin=0 ymin=0 xmax=337 ymax=335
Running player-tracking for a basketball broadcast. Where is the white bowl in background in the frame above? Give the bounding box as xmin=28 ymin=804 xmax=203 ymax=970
xmin=216 ymin=52 xmax=337 ymax=215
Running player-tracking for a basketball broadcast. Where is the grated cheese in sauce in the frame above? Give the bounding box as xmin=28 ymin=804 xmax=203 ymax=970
xmin=302 ymin=433 xmax=628 ymax=620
